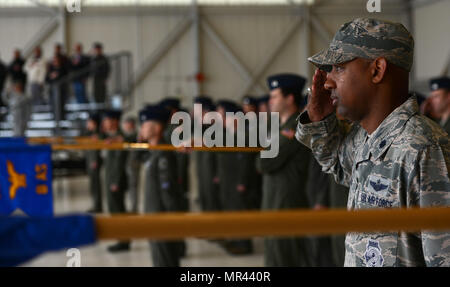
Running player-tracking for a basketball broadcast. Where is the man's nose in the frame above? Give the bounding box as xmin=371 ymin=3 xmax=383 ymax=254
xmin=324 ymin=73 xmax=336 ymax=91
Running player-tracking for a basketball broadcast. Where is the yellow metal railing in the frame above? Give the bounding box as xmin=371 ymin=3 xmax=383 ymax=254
xmin=95 ymin=207 xmax=450 ymax=240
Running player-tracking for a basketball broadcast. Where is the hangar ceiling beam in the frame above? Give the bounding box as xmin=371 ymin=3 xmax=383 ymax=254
xmin=132 ymin=17 xmax=193 ymax=92
xmin=240 ymin=17 xmax=304 ymax=96
xmin=27 ymin=0 xmax=58 ymax=16
xmin=201 ymin=18 xmax=265 ymax=94
xmin=22 ymin=16 xmax=60 ymax=58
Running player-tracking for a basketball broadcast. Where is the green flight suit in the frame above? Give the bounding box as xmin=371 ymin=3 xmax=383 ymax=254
xmin=216 ymin=129 xmax=252 ymax=251
xmin=305 ymin=156 xmax=334 ymax=267
xmin=164 ymin=123 xmax=190 ymax=212
xmin=102 ymin=130 xmax=128 ymax=214
xmin=84 ymin=130 xmax=103 ymax=212
xmin=241 ymin=120 xmax=262 ymax=210
xmin=124 ymin=132 xmax=140 ymax=213
xmin=143 ymin=139 xmax=184 ymax=267
xmin=258 ymin=112 xmax=311 ymax=267
xmin=195 ymin=126 xmax=221 ymax=212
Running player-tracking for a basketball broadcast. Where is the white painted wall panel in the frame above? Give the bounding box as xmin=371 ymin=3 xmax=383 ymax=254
xmin=413 ymin=0 xmax=450 ymax=81
xmin=0 ymin=2 xmax=446 ymax=116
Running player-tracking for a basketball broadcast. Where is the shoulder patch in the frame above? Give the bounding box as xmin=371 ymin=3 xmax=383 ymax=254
xmin=364 ymin=239 xmax=384 ymax=267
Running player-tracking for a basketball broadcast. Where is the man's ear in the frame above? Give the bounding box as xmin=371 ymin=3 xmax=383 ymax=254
xmin=371 ymin=57 xmax=387 ymax=84
xmin=288 ymin=94 xmax=296 ymax=106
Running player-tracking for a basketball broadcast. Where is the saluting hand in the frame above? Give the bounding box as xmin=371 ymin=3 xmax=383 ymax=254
xmin=306 ymin=69 xmax=335 ymax=122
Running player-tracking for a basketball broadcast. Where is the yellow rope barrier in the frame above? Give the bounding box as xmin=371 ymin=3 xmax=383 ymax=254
xmin=27 ymin=137 xmax=264 ymax=151
xmin=95 ymin=207 xmax=450 ymax=240
xmin=51 ymin=143 xmax=263 ymax=152
xmin=28 ymin=136 xmax=93 ymax=144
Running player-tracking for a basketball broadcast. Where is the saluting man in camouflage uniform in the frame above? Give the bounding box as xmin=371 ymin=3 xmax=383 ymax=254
xmin=296 ymin=18 xmax=450 ymax=267
xmin=140 ymin=105 xmax=184 ymax=267
xmin=258 ymin=74 xmax=312 ymax=267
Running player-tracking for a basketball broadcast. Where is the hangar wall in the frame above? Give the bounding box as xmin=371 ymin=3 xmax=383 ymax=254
xmin=0 ymin=0 xmax=447 ymax=115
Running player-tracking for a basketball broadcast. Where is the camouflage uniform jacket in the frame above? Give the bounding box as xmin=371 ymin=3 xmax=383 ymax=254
xmin=295 ymin=97 xmax=450 ymax=267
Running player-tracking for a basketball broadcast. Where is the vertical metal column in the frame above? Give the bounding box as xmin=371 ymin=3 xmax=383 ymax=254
xmin=300 ymin=5 xmax=311 ymax=81
xmin=404 ymin=0 xmax=417 ymax=86
xmin=192 ymin=0 xmax=201 ymax=96
xmin=56 ymin=0 xmax=68 ymax=136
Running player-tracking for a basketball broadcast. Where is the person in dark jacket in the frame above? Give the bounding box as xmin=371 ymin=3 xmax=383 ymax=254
xmin=140 ymin=105 xmax=185 ymax=267
xmin=101 ymin=110 xmax=130 ymax=253
xmin=84 ymin=113 xmax=103 ymax=213
xmin=257 ymin=73 xmax=312 ymax=267
xmin=46 ymin=55 xmax=69 ymax=122
xmin=71 ymin=43 xmax=91 ymax=104
xmin=8 ymin=49 xmax=27 ymax=87
xmin=91 ymin=42 xmax=110 ymax=104
xmin=216 ymin=99 xmax=253 ymax=255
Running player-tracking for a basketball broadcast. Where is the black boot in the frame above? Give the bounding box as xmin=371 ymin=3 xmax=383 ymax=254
xmin=107 ymin=242 xmax=130 ymax=253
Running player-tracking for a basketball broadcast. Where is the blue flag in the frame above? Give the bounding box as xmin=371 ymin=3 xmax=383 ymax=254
xmin=0 ymin=137 xmax=27 ymax=146
xmin=0 ymin=215 xmax=96 ymax=266
xmin=0 ymin=144 xmax=53 ymax=216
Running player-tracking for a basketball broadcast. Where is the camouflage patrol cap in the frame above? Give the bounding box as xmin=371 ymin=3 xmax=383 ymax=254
xmin=308 ymin=18 xmax=414 ymax=72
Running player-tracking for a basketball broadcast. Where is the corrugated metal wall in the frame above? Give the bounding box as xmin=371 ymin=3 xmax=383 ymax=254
xmin=0 ymin=1 xmax=447 ymax=115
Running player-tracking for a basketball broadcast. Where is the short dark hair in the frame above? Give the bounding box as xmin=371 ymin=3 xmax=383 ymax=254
xmin=280 ymin=87 xmax=302 ymax=107
xmin=124 ymin=116 xmax=136 ymax=125
xmin=93 ymin=42 xmax=103 ymax=49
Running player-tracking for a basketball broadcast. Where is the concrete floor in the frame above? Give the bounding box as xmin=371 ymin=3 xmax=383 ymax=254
xmin=21 ymin=175 xmax=264 ymax=267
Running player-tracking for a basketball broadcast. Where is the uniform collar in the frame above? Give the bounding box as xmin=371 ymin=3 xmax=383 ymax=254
xmin=357 ymin=96 xmax=418 ymax=162
xmin=281 ymin=111 xmax=300 ymax=129
xmin=440 ymin=116 xmax=449 ymax=128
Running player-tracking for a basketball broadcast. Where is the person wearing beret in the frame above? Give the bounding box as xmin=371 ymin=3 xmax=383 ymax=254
xmin=257 ymin=73 xmax=312 ymax=267
xmin=101 ymin=110 xmax=130 ymax=253
xmin=139 ymin=105 xmax=184 ymax=267
xmin=242 ymin=95 xmax=258 ymax=114
xmin=215 ymin=100 xmax=253 ymax=255
xmin=83 ymin=113 xmax=103 ymax=213
xmin=428 ymin=76 xmax=450 ymax=135
xmin=192 ymin=96 xmax=220 ymax=213
xmin=159 ymin=98 xmax=190 ymax=214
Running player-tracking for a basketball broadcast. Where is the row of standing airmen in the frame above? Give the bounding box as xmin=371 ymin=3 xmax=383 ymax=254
xmin=82 ymin=73 xmax=349 ymax=267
